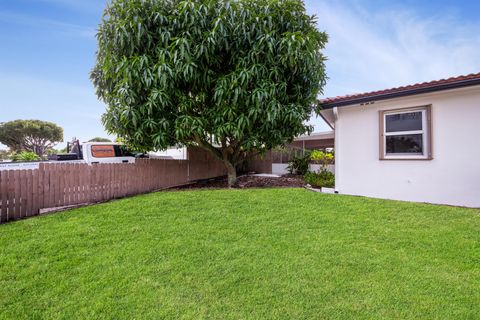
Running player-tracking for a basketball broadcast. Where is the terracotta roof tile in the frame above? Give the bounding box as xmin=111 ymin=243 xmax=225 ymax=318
xmin=320 ymin=72 xmax=480 ymax=107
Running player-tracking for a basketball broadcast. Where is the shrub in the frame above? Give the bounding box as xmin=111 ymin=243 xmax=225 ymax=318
xmin=11 ymin=151 xmax=41 ymax=162
xmin=310 ymin=150 xmax=334 ymax=165
xmin=304 ymin=169 xmax=335 ymax=188
xmin=0 ymin=149 xmax=11 ymax=161
xmin=287 ymin=152 xmax=311 ymax=175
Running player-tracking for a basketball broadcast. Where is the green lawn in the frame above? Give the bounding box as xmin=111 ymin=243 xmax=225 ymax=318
xmin=1 ymin=189 xmax=479 ymax=319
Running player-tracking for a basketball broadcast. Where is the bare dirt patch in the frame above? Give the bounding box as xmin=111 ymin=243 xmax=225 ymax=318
xmin=170 ymin=174 xmax=305 ymax=190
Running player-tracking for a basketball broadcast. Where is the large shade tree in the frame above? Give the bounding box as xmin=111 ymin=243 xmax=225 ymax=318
xmin=0 ymin=120 xmax=63 ymax=158
xmin=92 ymin=0 xmax=327 ymax=185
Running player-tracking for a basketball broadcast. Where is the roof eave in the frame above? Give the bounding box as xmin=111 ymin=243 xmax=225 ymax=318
xmin=320 ymin=78 xmax=480 ymax=109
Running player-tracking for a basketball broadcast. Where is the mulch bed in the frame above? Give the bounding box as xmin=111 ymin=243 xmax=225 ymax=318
xmin=170 ymin=174 xmax=305 ymax=190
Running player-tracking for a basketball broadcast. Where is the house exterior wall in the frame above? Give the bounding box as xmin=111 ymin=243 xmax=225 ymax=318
xmin=333 ymin=86 xmax=480 ymax=207
xmin=272 ymin=163 xmax=334 ymax=175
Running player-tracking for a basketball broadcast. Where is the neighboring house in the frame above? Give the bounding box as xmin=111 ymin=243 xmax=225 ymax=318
xmin=149 ymin=146 xmax=187 ymax=160
xmin=320 ymin=72 xmax=480 ymax=208
xmin=292 ymin=131 xmax=334 ymax=150
xmin=271 ymin=131 xmax=334 ymax=175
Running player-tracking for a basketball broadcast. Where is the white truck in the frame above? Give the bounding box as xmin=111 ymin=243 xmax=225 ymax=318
xmin=0 ymin=141 xmax=140 ymax=171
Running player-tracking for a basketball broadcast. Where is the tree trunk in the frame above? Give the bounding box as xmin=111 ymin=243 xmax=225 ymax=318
xmin=193 ymin=136 xmax=239 ymax=187
xmin=224 ymin=161 xmax=237 ymax=187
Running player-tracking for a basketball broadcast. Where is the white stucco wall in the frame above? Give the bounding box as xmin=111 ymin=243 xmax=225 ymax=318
xmin=272 ymin=163 xmax=334 ymax=175
xmin=333 ymin=86 xmax=480 ymax=208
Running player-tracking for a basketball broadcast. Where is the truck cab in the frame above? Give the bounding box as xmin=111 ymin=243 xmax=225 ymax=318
xmin=81 ymin=142 xmax=136 ymax=164
xmin=0 ymin=142 xmax=139 ymax=171
xmin=48 ymin=141 xmax=138 ymax=165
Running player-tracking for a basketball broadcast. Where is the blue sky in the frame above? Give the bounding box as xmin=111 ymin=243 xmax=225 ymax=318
xmin=1 ymin=0 xmax=479 ymax=148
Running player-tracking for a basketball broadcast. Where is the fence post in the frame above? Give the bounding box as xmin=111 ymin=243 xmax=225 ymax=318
xmin=0 ymin=171 xmax=7 ymax=223
xmin=38 ymin=164 xmax=45 ymax=214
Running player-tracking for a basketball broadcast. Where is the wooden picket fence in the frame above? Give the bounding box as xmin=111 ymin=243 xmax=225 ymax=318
xmin=0 ymin=147 xmax=233 ymax=224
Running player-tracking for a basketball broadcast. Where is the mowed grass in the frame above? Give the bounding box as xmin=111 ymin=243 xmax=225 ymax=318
xmin=1 ymin=189 xmax=479 ymax=319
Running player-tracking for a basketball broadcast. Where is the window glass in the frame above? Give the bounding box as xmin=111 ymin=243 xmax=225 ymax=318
xmin=113 ymin=145 xmax=135 ymax=157
xmin=386 ymin=134 xmax=423 ymax=154
xmin=385 ymin=111 xmax=422 ymax=132
xmin=91 ymin=145 xmax=115 ymax=158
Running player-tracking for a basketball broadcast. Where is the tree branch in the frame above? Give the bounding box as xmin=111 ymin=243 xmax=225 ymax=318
xmin=193 ymin=135 xmax=223 ymax=160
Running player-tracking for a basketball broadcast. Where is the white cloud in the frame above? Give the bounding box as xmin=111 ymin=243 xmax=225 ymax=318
xmin=0 ymin=12 xmax=96 ymax=39
xmin=306 ymin=0 xmax=480 ymax=97
xmin=305 ymin=0 xmax=480 ymax=132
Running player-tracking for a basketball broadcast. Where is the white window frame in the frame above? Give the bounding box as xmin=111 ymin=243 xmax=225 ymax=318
xmin=379 ymin=105 xmax=432 ymax=160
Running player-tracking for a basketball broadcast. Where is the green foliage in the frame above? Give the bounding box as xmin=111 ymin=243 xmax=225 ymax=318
xmin=304 ymin=168 xmax=335 ymax=188
xmin=1 ymin=189 xmax=480 ymax=319
xmin=46 ymin=147 xmax=67 ymax=155
xmin=88 ymin=137 xmax=112 ymax=142
xmin=11 ymin=151 xmax=41 ymax=162
xmin=287 ymin=152 xmax=310 ymax=175
xmin=91 ymin=0 xmax=327 ymax=184
xmin=0 ymin=149 xmax=11 ymax=161
xmin=310 ymin=150 xmax=333 ymax=163
xmin=0 ymin=120 xmax=63 ymax=158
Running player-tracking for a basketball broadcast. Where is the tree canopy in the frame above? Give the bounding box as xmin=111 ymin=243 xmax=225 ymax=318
xmin=0 ymin=120 xmax=63 ymax=158
xmin=0 ymin=149 xmax=10 ymax=161
xmin=92 ymin=0 xmax=327 ymax=185
xmin=88 ymin=137 xmax=112 ymax=142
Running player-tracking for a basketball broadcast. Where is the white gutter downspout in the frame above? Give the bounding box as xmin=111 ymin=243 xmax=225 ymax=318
xmin=333 ymin=107 xmax=340 ymax=194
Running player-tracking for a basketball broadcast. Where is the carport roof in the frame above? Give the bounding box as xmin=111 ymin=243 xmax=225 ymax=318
xmin=294 ymin=131 xmax=334 ymax=141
